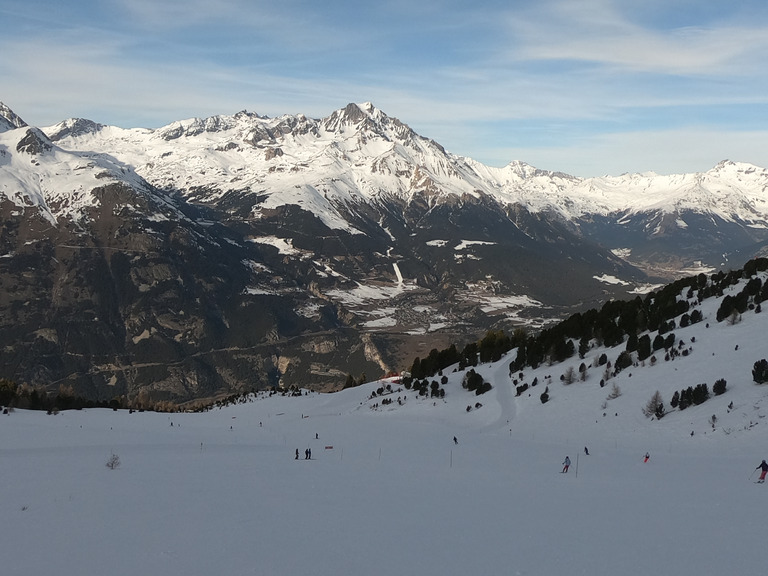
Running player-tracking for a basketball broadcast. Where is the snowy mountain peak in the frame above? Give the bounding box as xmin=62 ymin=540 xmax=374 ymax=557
xmin=14 ymin=100 xmax=768 ymax=240
xmin=320 ymin=102 xmax=411 ymax=138
xmin=503 ymin=159 xmax=573 ymax=180
xmin=708 ymin=159 xmax=766 ymax=178
xmin=158 ymin=114 xmax=241 ymax=141
xmin=47 ymin=117 xmax=105 ymax=141
xmin=0 ymin=101 xmax=27 ymax=132
xmin=321 ymin=102 xmax=373 ymax=131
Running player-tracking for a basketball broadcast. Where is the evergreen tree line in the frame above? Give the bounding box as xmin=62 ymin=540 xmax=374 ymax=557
xmin=462 ymin=369 xmax=493 ymax=395
xmin=343 ymin=372 xmax=368 ymax=389
xmin=405 ymin=258 xmax=768 ymax=381
xmin=0 ymin=377 xmax=260 ymax=414
xmin=408 ymin=330 xmax=517 ymax=381
xmin=670 ymin=383 xmax=710 ymax=410
xmin=0 ymin=379 xmax=130 ymax=413
xmin=669 ymin=379 xmax=729 ymax=411
xmin=402 ymin=376 xmax=446 ymax=398
xmin=645 ymin=379 xmax=727 ymax=420
xmin=715 ymin=275 xmax=767 ymax=322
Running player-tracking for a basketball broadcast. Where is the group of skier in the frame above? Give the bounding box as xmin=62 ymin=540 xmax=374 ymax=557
xmin=560 ymin=452 xmax=768 ymax=483
xmin=295 ymin=447 xmax=312 ymax=460
xmin=561 ymin=450 xmax=649 ymax=473
xmin=291 ymin=432 xmax=768 ymax=480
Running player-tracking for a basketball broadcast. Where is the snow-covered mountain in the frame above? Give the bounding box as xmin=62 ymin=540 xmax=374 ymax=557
xmin=2 ymin=99 xmax=768 ymax=403
xmin=0 ymin=124 xmax=173 ymax=225
xmin=43 ymin=102 xmax=768 ymax=227
xmin=43 ymin=101 xmax=768 ymax=274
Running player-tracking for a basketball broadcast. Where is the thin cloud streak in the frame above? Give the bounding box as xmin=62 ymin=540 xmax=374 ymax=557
xmin=2 ymin=0 xmax=767 ymax=176
xmin=504 ymin=1 xmax=768 ymax=75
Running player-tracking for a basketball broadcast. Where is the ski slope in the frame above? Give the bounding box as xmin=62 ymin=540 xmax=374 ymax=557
xmin=2 ymin=276 xmax=768 ymax=576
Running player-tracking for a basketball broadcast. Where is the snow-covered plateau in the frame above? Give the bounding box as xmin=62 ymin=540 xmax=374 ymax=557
xmin=2 ymin=272 xmax=768 ymax=576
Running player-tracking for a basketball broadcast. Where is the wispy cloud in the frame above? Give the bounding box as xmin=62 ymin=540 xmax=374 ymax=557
xmin=2 ymin=0 xmax=768 ymax=175
xmin=505 ymin=0 xmax=768 ymax=75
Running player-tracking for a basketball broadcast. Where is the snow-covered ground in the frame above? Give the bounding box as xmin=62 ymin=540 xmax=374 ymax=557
xmin=2 ymin=277 xmax=768 ymax=576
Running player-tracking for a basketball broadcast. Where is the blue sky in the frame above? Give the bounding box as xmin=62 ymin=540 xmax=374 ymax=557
xmin=2 ymin=0 xmax=768 ymax=176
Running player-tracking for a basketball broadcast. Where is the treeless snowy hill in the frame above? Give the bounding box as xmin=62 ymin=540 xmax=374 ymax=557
xmin=2 ymin=270 xmax=767 ymax=576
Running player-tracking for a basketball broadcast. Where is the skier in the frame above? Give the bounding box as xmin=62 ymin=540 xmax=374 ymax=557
xmin=562 ymin=456 xmax=571 ymax=473
xmin=584 ymin=446 xmax=589 ymax=456
xmin=756 ymin=460 xmax=768 ymax=483
xmin=644 ymin=452 xmax=650 ymax=463
xmin=453 ymin=436 xmax=458 ymax=445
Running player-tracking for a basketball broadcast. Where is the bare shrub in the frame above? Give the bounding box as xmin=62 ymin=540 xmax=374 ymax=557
xmin=642 ymin=391 xmax=665 ymax=419
xmin=106 ymin=453 xmax=121 ymax=470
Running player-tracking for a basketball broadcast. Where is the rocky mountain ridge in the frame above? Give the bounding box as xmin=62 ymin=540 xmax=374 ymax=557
xmin=41 ymin=101 xmax=768 ymax=274
xmin=41 ymin=102 xmax=768 ymax=224
xmin=1 ymin=100 xmax=767 ymax=403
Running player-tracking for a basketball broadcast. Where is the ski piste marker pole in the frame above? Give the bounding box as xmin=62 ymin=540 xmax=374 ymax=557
xmin=575 ymin=452 xmax=579 ymax=478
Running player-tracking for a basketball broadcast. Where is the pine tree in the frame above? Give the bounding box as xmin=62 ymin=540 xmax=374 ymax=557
xmin=690 ymin=309 xmax=703 ymax=324
xmin=637 ymin=334 xmax=652 ymax=362
xmin=625 ymin=333 xmax=638 ymax=353
xmin=713 ymin=379 xmax=727 ymax=396
xmin=578 ymin=337 xmax=590 ymax=359
xmin=753 ymin=359 xmax=768 ymax=384
xmin=678 ymin=387 xmax=692 ymax=410
xmin=615 ymin=351 xmax=632 ymax=373
xmin=692 ymin=383 xmax=709 ymax=405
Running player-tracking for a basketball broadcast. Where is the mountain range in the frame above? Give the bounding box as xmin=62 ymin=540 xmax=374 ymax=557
xmin=2 ymin=100 xmax=768 ymax=403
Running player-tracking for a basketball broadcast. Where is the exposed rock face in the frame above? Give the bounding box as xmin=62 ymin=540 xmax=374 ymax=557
xmin=0 ymin=124 xmax=398 ymax=402
xmin=16 ymin=128 xmax=52 ymax=155
xmin=0 ymin=185 xmax=387 ymax=402
xmin=0 ymin=101 xmax=27 ymax=131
